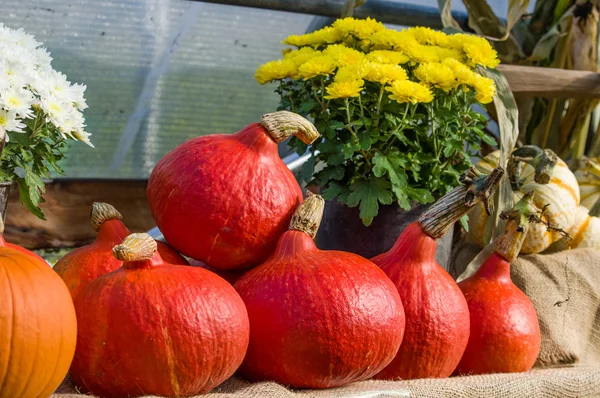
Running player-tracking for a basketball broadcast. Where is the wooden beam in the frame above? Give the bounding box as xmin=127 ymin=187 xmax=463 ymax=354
xmin=5 ymin=180 xmax=153 ymax=249
xmin=498 ymin=64 xmax=600 ymax=99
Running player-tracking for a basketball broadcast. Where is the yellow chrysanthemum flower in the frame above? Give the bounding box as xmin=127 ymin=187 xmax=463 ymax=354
xmin=325 ymin=79 xmax=364 ymax=99
xmin=365 ymin=63 xmax=408 ymax=85
xmin=283 ymin=47 xmax=318 ymax=66
xmin=442 ymin=58 xmax=478 ymax=86
xmin=324 ymin=44 xmax=365 ymax=67
xmin=407 ymin=26 xmax=450 ymax=47
xmin=333 ymin=17 xmax=386 ymax=40
xmin=433 ymin=46 xmax=464 ymax=62
xmin=386 ymin=80 xmax=434 ymax=104
xmin=298 ymin=55 xmax=337 ymax=79
xmin=283 ymin=26 xmax=342 ymax=47
xmin=370 ymin=29 xmax=414 ymax=51
xmin=397 ymin=39 xmax=441 ymax=63
xmin=472 ymin=75 xmax=496 ymax=103
xmin=335 ymin=60 xmax=371 ymax=82
xmin=366 ymin=50 xmax=410 ymax=65
xmin=414 ymin=62 xmax=457 ymax=91
xmin=449 ymin=34 xmax=500 ymax=68
xmin=255 ymin=59 xmax=297 ymax=84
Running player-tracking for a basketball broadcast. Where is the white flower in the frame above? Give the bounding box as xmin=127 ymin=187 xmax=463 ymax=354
xmin=71 ymin=128 xmax=93 ymax=147
xmin=0 ymin=24 xmax=91 ymax=147
xmin=0 ymin=86 xmax=35 ymax=119
xmin=0 ymin=109 xmax=26 ymax=134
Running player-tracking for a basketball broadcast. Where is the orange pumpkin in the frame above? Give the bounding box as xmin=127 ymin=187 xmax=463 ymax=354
xmin=0 ymin=217 xmax=77 ymax=398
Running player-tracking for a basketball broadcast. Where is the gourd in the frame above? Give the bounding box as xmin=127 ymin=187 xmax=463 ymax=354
xmin=554 ymin=199 xmax=600 ymax=250
xmin=456 ymin=192 xmax=541 ymax=375
xmin=573 ymin=156 xmax=600 ymax=209
xmin=0 ymin=216 xmax=77 ymax=398
xmin=54 ymin=202 xmax=188 ymax=298
xmin=372 ymin=166 xmax=503 ymax=380
xmin=468 ymin=146 xmax=579 ymax=253
xmin=234 ymin=193 xmax=405 ymax=388
xmin=70 ymin=233 xmax=249 ymax=398
xmin=147 ymin=111 xmax=320 ymax=270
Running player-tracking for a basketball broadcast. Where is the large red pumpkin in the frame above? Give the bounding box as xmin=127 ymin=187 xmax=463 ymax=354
xmin=372 ymin=166 xmax=503 ymax=380
xmin=456 ymin=192 xmax=541 ymax=375
xmin=234 ymin=193 xmax=405 ymax=388
xmin=0 ymin=219 xmax=77 ymax=398
xmin=54 ymin=202 xmax=187 ymax=298
xmin=147 ymin=111 xmax=320 ymax=270
xmin=70 ymin=233 xmax=250 ymax=397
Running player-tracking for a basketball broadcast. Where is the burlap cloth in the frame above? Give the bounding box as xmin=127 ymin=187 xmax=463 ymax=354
xmin=51 ymin=242 xmax=600 ymax=398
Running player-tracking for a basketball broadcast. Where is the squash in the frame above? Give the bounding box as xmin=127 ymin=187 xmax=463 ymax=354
xmin=467 ymin=146 xmax=579 ymax=253
xmin=552 ymin=199 xmax=600 ymax=250
xmin=0 ymin=218 xmax=77 ymax=398
xmin=573 ymin=156 xmax=600 ymax=209
xmin=70 ymin=233 xmax=249 ymax=397
xmin=54 ymin=202 xmax=188 ymax=298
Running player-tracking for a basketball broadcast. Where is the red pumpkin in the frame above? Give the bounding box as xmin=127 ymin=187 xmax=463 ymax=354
xmin=0 ymin=226 xmax=77 ymax=398
xmin=189 ymin=258 xmax=246 ymax=285
xmin=234 ymin=193 xmax=405 ymax=388
xmin=54 ymin=202 xmax=187 ymax=298
xmin=70 ymin=233 xmax=249 ymax=397
xmin=147 ymin=111 xmax=320 ymax=271
xmin=372 ymin=166 xmax=503 ymax=380
xmin=456 ymin=192 xmax=541 ymax=375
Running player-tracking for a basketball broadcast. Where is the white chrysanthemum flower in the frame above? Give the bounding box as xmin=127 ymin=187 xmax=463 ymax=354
xmin=0 ymin=109 xmax=26 ymax=134
xmin=0 ymin=86 xmax=35 ymax=119
xmin=71 ymin=128 xmax=94 ymax=148
xmin=0 ymin=23 xmax=90 ymax=146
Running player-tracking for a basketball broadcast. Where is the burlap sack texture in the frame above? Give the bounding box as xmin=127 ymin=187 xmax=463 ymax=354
xmin=51 ymin=243 xmax=600 ymax=397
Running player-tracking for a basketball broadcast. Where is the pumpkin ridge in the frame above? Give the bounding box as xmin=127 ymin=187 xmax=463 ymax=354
xmin=0 ymin=262 xmax=13 ymax=392
xmin=550 ymin=176 xmax=579 ymax=203
xmin=572 ymin=216 xmax=591 ymax=248
xmin=154 ymin=286 xmax=181 ymax=395
xmin=38 ymin=271 xmax=67 ymax=398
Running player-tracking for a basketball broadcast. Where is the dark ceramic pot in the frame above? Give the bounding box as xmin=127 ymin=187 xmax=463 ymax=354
xmin=0 ymin=181 xmax=11 ymax=222
xmin=315 ymin=200 xmax=454 ymax=271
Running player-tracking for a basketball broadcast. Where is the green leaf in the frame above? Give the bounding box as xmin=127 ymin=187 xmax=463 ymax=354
xmin=373 ymin=151 xmax=408 ymax=188
xmin=298 ymin=99 xmax=319 ymax=114
xmin=319 ymin=165 xmax=345 ymax=182
xmin=347 ymin=178 xmax=393 ymax=226
xmin=16 ymin=177 xmax=45 ymax=220
xmin=298 ymin=156 xmax=316 ymax=183
xmin=405 ymin=187 xmax=433 ymax=203
xmin=322 ymin=182 xmax=351 ymax=203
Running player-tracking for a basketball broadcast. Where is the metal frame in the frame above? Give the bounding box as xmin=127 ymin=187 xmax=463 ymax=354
xmin=194 ymin=0 xmax=470 ymax=30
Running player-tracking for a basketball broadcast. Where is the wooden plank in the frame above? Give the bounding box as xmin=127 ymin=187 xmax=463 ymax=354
xmin=498 ymin=64 xmax=600 ymax=99
xmin=4 ymin=180 xmax=153 ymax=249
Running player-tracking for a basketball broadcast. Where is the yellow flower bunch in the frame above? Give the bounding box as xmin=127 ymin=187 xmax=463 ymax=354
xmin=255 ymin=17 xmax=499 ymax=105
xmin=365 ymin=63 xmax=408 ymax=85
xmin=366 ymin=50 xmax=410 ymax=65
xmin=298 ymin=55 xmax=336 ymax=79
xmin=387 ymin=80 xmax=434 ymax=104
xmin=255 ymin=59 xmax=297 ymax=85
xmin=325 ymin=79 xmax=364 ymax=100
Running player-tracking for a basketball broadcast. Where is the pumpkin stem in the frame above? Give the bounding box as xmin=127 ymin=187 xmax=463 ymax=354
xmin=289 ymin=191 xmax=325 ymax=239
xmin=113 ymin=233 xmax=157 ymax=262
xmin=260 ymin=111 xmax=320 ymax=145
xmin=419 ymin=166 xmax=504 ymax=239
xmin=91 ymin=202 xmax=123 ymax=232
xmin=494 ymin=192 xmax=539 ymax=262
xmin=509 ymin=145 xmax=558 ymax=189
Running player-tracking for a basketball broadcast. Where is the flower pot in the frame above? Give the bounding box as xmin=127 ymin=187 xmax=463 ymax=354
xmin=315 ymin=200 xmax=454 ymax=270
xmin=0 ymin=181 xmax=11 ymax=222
